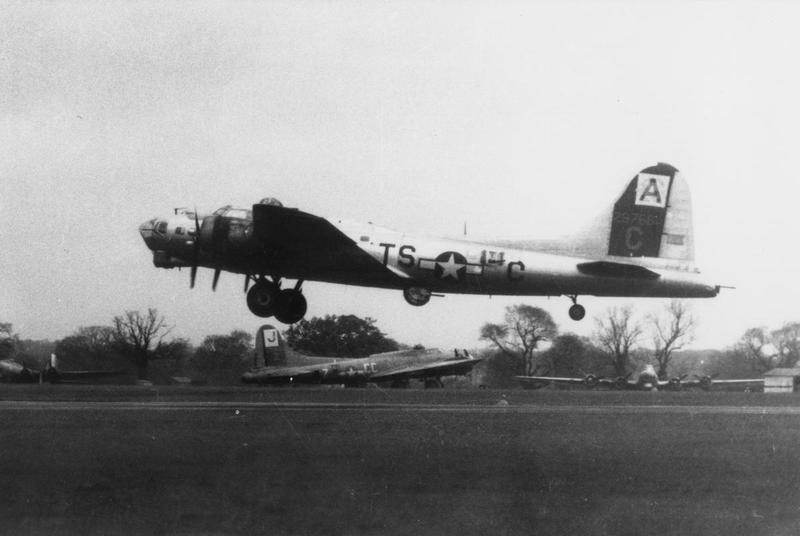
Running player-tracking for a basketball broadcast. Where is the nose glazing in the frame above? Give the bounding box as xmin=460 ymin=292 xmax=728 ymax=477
xmin=139 ymin=218 xmax=159 ymax=249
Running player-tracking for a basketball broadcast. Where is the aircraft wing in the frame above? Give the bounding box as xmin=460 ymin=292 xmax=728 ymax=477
xmin=683 ymin=377 xmax=764 ymax=390
xmin=515 ymin=375 xmax=590 ymax=385
xmin=251 ymin=204 xmax=409 ymax=285
xmin=370 ymin=357 xmax=481 ymax=382
xmin=241 ymin=363 xmax=330 ymax=384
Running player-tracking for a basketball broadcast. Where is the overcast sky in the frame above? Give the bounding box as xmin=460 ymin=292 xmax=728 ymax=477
xmin=2 ymin=1 xmax=799 ymax=352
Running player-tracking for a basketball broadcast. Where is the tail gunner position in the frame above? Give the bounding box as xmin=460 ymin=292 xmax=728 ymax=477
xmin=139 ymin=163 xmax=721 ymax=324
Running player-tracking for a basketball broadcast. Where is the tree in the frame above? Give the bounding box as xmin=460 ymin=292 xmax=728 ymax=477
xmin=540 ymin=333 xmax=606 ymax=378
xmin=284 ymin=315 xmax=398 ymax=357
xmin=55 ymin=326 xmax=116 ymax=369
xmin=594 ymin=306 xmax=643 ymax=376
xmin=735 ymin=327 xmax=775 ymax=373
xmin=0 ymin=323 xmax=18 ymax=361
xmin=480 ymin=305 xmax=557 ymax=376
xmin=650 ymin=300 xmax=695 ymax=379
xmin=771 ymin=322 xmax=800 ymax=368
xmin=191 ymin=330 xmax=253 ymax=381
xmin=112 ymin=309 xmax=172 ymax=379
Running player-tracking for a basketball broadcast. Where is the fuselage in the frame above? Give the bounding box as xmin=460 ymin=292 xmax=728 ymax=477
xmin=139 ymin=210 xmax=718 ymax=300
xmin=241 ymin=348 xmax=476 ymax=385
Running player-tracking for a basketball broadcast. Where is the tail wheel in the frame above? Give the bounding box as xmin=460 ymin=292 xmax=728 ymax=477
xmin=246 ymin=283 xmax=279 ymax=317
xmin=568 ymin=303 xmax=586 ymax=321
xmin=274 ymin=289 xmax=307 ymax=324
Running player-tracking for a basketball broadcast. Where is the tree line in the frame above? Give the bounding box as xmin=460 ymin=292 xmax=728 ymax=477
xmin=477 ymin=301 xmax=800 ymax=387
xmin=2 ymin=302 xmax=799 ymax=386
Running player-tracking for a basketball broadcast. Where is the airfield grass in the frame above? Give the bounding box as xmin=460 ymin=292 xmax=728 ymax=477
xmin=2 ymin=388 xmax=800 ymax=535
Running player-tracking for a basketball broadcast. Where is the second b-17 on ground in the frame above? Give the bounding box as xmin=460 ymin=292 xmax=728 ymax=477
xmin=516 ymin=365 xmax=764 ymax=391
xmin=0 ymin=354 xmax=125 ymax=384
xmin=241 ymin=325 xmax=480 ymax=387
xmin=139 ymin=163 xmax=721 ymax=324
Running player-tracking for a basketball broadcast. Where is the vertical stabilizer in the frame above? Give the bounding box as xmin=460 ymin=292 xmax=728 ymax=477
xmin=253 ymin=325 xmax=286 ymax=368
xmin=607 ymin=162 xmax=694 ymax=262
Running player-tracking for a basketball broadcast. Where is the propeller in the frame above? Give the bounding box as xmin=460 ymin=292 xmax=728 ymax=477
xmin=190 ymin=208 xmax=200 ymax=289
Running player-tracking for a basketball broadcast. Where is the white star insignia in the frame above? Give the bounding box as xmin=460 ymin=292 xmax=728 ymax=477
xmin=437 ymin=253 xmax=463 ymax=280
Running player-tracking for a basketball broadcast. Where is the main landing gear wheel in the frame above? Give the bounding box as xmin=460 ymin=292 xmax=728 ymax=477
xmin=274 ymin=289 xmax=307 ymax=324
xmin=246 ymin=282 xmax=280 ymax=317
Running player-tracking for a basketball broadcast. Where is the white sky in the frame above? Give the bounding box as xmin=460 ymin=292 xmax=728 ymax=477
xmin=2 ymin=1 xmax=798 ymax=351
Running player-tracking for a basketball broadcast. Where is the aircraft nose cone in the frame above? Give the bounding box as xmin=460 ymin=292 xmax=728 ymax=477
xmin=139 ymin=218 xmax=158 ymax=249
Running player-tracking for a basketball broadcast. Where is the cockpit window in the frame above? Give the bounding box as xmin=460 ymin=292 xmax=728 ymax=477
xmin=225 ymin=209 xmax=250 ymax=220
xmin=175 ymin=227 xmax=185 ymax=235
xmin=156 ymin=221 xmax=168 ymax=234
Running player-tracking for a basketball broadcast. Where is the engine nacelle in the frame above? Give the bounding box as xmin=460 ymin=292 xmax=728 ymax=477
xmin=153 ymin=250 xmax=190 ymax=268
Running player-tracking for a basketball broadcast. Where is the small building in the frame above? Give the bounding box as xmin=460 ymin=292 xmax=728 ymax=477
xmin=764 ymin=368 xmax=800 ymax=393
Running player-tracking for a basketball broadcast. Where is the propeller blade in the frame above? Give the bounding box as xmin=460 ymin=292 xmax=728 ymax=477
xmin=212 ymin=268 xmax=221 ymax=291
xmin=190 ymin=208 xmax=200 ymax=289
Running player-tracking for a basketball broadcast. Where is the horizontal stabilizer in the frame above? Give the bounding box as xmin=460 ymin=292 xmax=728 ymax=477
xmin=576 ymin=261 xmax=660 ymax=280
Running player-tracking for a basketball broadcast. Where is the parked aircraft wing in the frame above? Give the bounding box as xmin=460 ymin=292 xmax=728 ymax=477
xmin=516 ymin=375 xmax=591 ymax=385
xmin=370 ymin=357 xmax=481 ymax=382
xmin=251 ymin=203 xmax=407 ymax=284
xmin=683 ymin=376 xmax=764 ymax=390
xmin=241 ymin=363 xmax=329 ymax=384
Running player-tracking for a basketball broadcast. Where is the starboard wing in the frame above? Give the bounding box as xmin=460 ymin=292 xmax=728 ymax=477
xmin=370 ymin=357 xmax=481 ymax=382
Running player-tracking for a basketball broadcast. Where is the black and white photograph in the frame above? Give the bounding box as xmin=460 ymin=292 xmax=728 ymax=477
xmin=3 ymin=1 xmax=800 ymax=534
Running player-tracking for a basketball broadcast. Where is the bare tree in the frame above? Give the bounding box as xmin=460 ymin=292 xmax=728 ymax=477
xmin=480 ymin=305 xmax=557 ymax=376
xmin=112 ymin=309 xmax=172 ymax=379
xmin=770 ymin=322 xmax=800 ymax=368
xmin=594 ymin=306 xmax=642 ymax=376
xmin=650 ymin=300 xmax=695 ymax=379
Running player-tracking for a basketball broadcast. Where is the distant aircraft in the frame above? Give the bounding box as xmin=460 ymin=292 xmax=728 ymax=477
xmin=0 ymin=354 xmax=125 ymax=384
xmin=140 ymin=163 xmax=721 ymax=324
xmin=241 ymin=325 xmax=480 ymax=387
xmin=516 ymin=365 xmax=764 ymax=391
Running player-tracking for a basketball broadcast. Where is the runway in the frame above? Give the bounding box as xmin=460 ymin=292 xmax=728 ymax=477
xmin=6 ymin=399 xmax=800 ymax=415
xmin=4 ymin=388 xmax=800 ymax=535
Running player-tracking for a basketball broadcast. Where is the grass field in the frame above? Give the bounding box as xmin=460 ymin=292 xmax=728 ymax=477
xmin=2 ymin=387 xmax=800 ymax=535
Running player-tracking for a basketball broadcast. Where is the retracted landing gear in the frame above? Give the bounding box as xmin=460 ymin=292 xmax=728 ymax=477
xmin=567 ymin=295 xmax=586 ymax=321
xmin=245 ymin=276 xmax=307 ymax=324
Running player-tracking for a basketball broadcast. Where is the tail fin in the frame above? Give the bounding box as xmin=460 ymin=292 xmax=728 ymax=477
xmin=500 ymin=163 xmax=695 ymax=265
xmin=607 ymin=162 xmax=694 ymax=261
xmin=253 ymin=325 xmax=287 ymax=368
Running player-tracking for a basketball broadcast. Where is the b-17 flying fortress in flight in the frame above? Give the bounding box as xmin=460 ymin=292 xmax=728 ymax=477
xmin=139 ymin=163 xmax=721 ymax=324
